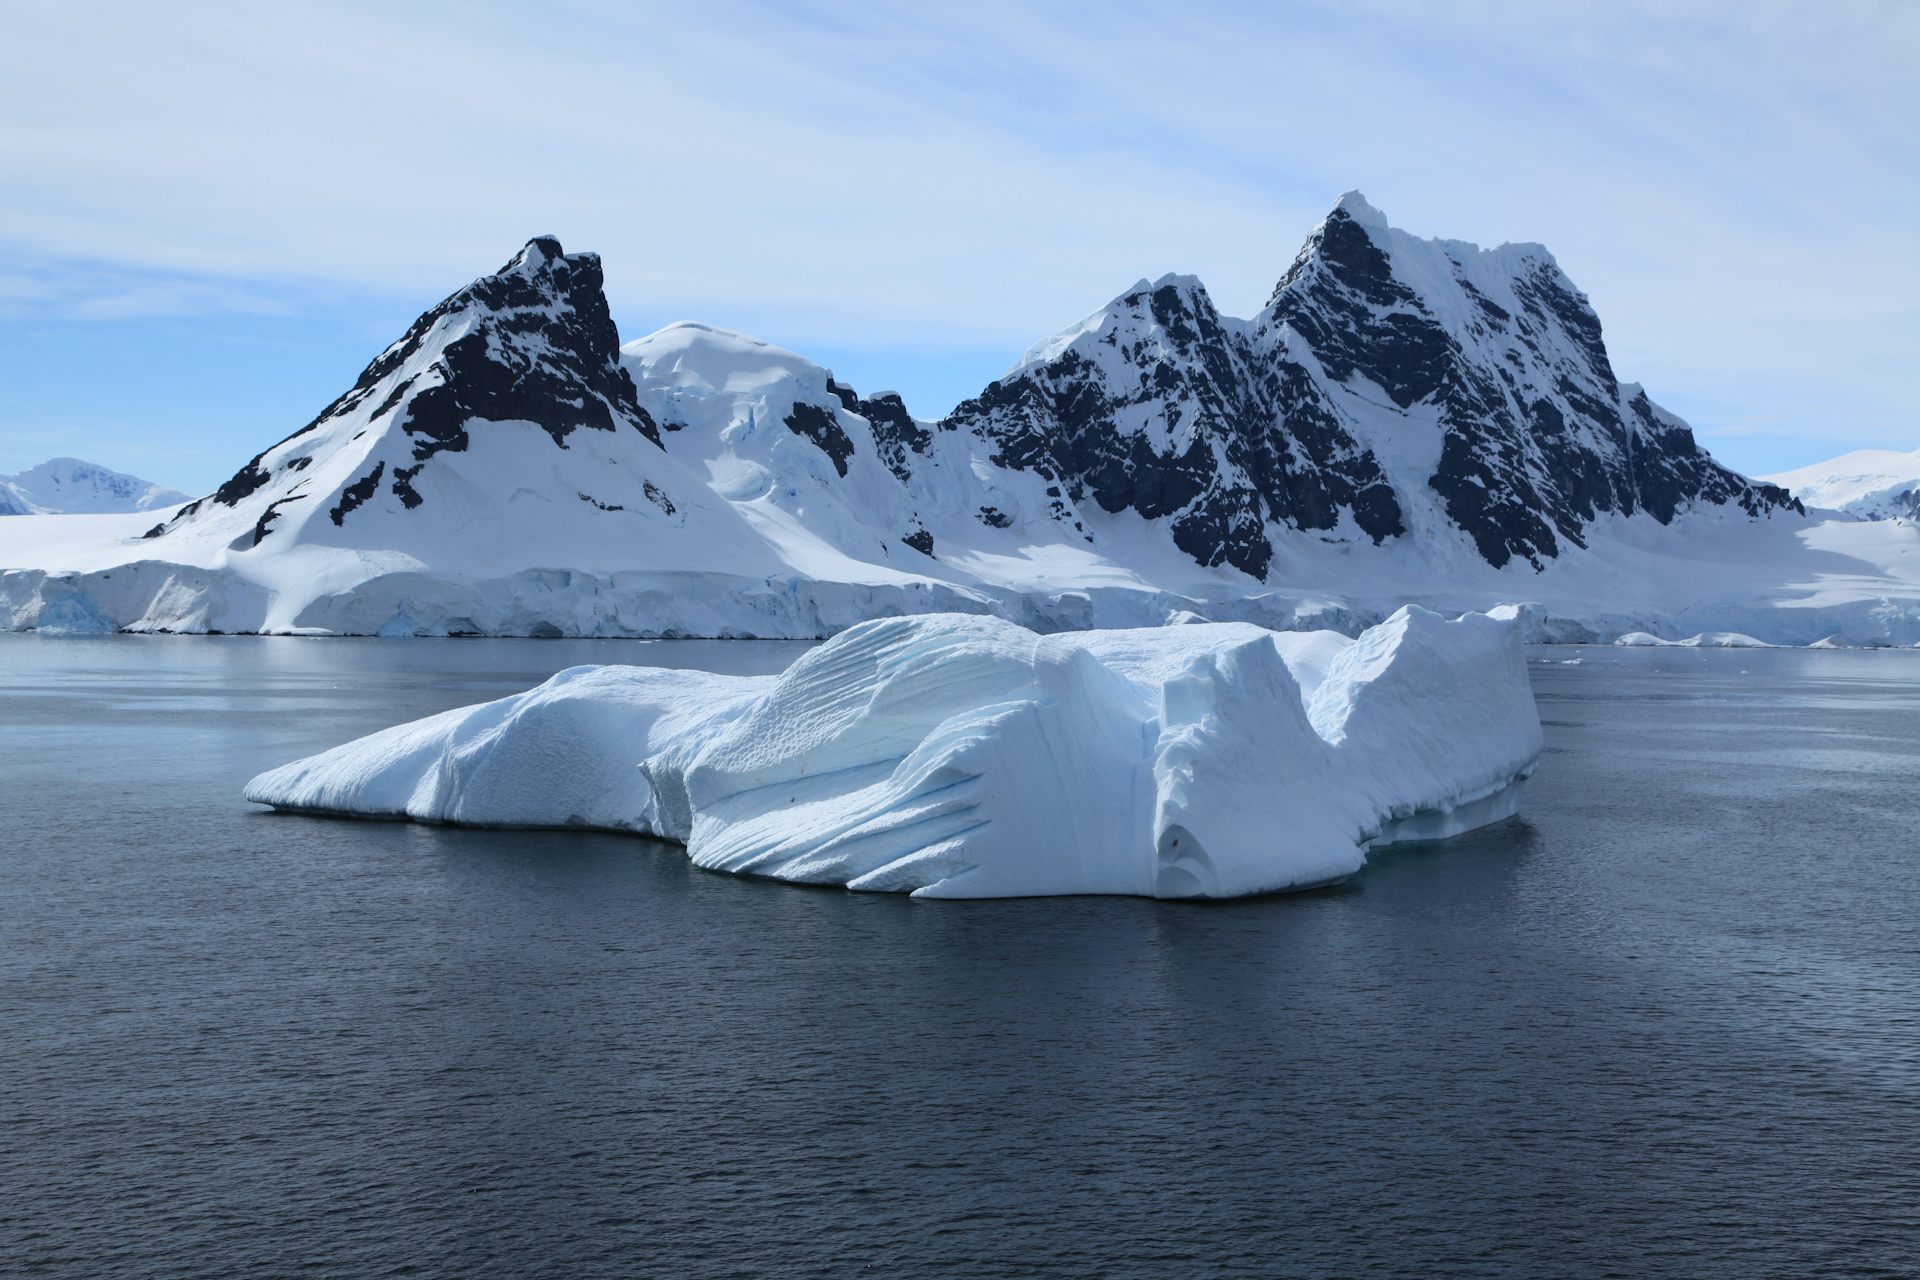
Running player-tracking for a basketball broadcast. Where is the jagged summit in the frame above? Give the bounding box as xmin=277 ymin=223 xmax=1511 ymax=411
xmin=140 ymin=236 xmax=783 ymax=581
xmin=1330 ymin=189 xmax=1389 ymax=231
xmin=505 ymin=235 xmax=565 ymax=271
xmin=1269 ymin=194 xmax=1794 ymax=562
xmin=1002 ymin=272 xmax=1215 ymax=382
xmin=943 ymin=192 xmax=1796 ymax=576
xmin=950 ymin=265 xmax=1403 ymax=578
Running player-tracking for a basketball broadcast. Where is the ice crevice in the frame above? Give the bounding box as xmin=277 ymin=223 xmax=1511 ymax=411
xmin=243 ymin=606 xmax=1543 ymax=899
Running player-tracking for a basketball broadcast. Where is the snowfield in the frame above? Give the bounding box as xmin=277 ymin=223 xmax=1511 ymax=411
xmin=2 ymin=496 xmax=1915 ymax=644
xmin=0 ymin=457 xmax=190 ymax=516
xmin=245 ymin=607 xmax=1543 ymax=899
xmin=1763 ymin=448 xmax=1920 ymax=522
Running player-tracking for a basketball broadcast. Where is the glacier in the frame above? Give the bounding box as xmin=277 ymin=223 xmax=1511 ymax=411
xmin=244 ymin=606 xmax=1543 ymax=899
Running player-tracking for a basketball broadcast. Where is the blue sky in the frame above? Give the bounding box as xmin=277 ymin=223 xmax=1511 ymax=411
xmin=2 ymin=0 xmax=1914 ymax=494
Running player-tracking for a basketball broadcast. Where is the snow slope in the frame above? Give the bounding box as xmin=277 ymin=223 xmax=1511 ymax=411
xmin=246 ymin=608 xmax=1542 ymax=899
xmin=1763 ymin=449 xmax=1920 ymax=521
xmin=3 ymin=199 xmax=1918 ymax=643
xmin=0 ymin=458 xmax=189 ymax=515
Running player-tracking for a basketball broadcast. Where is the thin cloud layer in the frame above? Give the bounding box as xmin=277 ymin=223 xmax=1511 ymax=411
xmin=0 ymin=0 xmax=1914 ymax=474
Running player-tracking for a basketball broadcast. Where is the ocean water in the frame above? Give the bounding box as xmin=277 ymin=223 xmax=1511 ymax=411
xmin=3 ymin=636 xmax=1917 ymax=1278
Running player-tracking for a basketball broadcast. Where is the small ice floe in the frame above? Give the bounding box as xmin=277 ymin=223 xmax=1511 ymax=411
xmin=1615 ymin=630 xmax=1773 ymax=648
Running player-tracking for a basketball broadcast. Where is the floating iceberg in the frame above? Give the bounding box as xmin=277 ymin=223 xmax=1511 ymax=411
xmin=246 ymin=607 xmax=1542 ymax=899
xmin=1614 ymin=630 xmax=1774 ymax=648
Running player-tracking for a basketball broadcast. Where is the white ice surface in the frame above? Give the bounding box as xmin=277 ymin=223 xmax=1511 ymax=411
xmin=6 ymin=490 xmax=1917 ymax=645
xmin=1615 ymin=630 xmax=1772 ymax=648
xmin=248 ymin=665 xmax=771 ymax=832
xmin=1763 ymin=448 xmax=1920 ymax=521
xmin=0 ymin=457 xmax=190 ymax=516
xmin=245 ymin=607 xmax=1542 ymax=900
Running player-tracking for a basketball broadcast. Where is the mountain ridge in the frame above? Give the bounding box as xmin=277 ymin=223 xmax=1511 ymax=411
xmin=152 ymin=193 xmax=1799 ymax=581
xmin=2 ymin=195 xmax=1909 ymax=644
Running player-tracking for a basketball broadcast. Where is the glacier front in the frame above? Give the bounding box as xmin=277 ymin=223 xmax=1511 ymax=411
xmin=245 ymin=606 xmax=1542 ymax=899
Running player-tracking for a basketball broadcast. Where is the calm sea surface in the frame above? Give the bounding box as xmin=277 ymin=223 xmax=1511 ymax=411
xmin=3 ymin=635 xmax=1917 ymax=1278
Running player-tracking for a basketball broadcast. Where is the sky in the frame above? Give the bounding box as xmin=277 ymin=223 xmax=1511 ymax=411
xmin=1 ymin=0 xmax=1914 ymax=494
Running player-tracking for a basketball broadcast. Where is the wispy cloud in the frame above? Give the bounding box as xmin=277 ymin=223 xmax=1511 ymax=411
xmin=0 ymin=259 xmax=302 ymax=322
xmin=0 ymin=0 xmax=1913 ymax=465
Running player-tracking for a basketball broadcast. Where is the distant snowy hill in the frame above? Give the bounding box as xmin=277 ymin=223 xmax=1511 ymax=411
xmin=1762 ymin=449 xmax=1920 ymax=521
xmin=2 ymin=197 xmax=1916 ymax=643
xmin=0 ymin=458 xmax=188 ymax=516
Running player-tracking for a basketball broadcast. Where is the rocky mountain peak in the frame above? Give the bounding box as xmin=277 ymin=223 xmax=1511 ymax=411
xmin=1254 ymin=194 xmax=1797 ymax=566
xmin=153 ymin=235 xmax=668 ymax=547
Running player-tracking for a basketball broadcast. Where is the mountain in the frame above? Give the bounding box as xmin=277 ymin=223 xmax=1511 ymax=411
xmin=2 ymin=197 xmax=1914 ymax=643
xmin=618 ymin=321 xmax=1095 ymax=576
xmin=1762 ymin=448 xmax=1920 ymax=521
xmin=146 ymin=237 xmax=727 ymax=555
xmin=123 ymin=236 xmax=824 ymax=636
xmin=0 ymin=458 xmax=189 ymax=515
xmin=939 ymin=192 xmax=1796 ymax=577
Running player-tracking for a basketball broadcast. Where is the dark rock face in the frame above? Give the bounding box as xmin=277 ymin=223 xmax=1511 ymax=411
xmin=838 ymin=384 xmax=930 ymax=485
xmin=1620 ymin=389 xmax=1801 ymax=523
xmin=1262 ymin=205 xmax=1798 ymax=568
xmin=329 ymin=461 xmax=385 ymax=527
xmin=1265 ymin=212 xmax=1451 ymax=407
xmin=165 ymin=238 xmax=661 ymax=540
xmin=936 ymin=198 xmax=1789 ymax=575
xmin=249 ymin=496 xmax=305 ymax=547
xmin=781 ymin=402 xmax=855 ymax=477
xmin=944 ymin=200 xmax=1798 ymax=577
xmin=642 ymin=481 xmax=676 ymax=515
xmin=365 ymin=239 xmax=661 ymax=498
xmin=943 ymin=278 xmax=1403 ymax=579
xmin=381 ymin=239 xmax=660 ymax=465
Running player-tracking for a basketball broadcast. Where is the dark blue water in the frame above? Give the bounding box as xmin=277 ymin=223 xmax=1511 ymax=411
xmin=4 ymin=636 xmax=1917 ymax=1278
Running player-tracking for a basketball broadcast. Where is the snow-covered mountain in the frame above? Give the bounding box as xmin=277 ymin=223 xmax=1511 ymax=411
xmin=618 ymin=322 xmax=1107 ymax=581
xmin=0 ymin=458 xmax=189 ymax=515
xmin=2 ymin=197 xmax=1916 ymax=643
xmin=1763 ymin=448 xmax=1920 ymax=521
xmin=143 ymin=237 xmax=756 ymax=564
xmin=941 ymin=192 xmax=1796 ymax=577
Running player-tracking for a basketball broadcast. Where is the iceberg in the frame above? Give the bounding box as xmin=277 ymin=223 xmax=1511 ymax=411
xmin=1614 ymin=630 xmax=1774 ymax=648
xmin=246 ymin=607 xmax=1543 ymax=899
